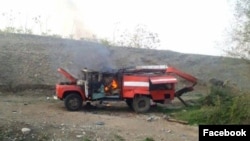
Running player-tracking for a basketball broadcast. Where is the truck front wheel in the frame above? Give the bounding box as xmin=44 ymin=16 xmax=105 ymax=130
xmin=133 ymin=96 xmax=150 ymax=113
xmin=64 ymin=93 xmax=83 ymax=111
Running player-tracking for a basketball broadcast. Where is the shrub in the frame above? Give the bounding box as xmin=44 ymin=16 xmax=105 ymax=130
xmin=173 ymin=86 xmax=250 ymax=124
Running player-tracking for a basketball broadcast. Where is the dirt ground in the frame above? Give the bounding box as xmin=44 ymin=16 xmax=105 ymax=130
xmin=0 ymin=89 xmax=198 ymax=141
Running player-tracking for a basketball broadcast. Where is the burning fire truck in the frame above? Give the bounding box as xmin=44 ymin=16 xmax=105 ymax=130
xmin=55 ymin=65 xmax=197 ymax=113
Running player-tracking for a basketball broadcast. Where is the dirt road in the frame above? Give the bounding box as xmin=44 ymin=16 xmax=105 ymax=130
xmin=0 ymin=90 xmax=198 ymax=141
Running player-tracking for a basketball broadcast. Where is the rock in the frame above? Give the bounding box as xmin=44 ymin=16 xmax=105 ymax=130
xmin=162 ymin=115 xmax=169 ymax=119
xmin=95 ymin=121 xmax=105 ymax=125
xmin=147 ymin=116 xmax=153 ymax=122
xmin=76 ymin=135 xmax=83 ymax=138
xmin=154 ymin=115 xmax=160 ymax=120
xmin=147 ymin=115 xmax=160 ymax=122
xmin=21 ymin=128 xmax=31 ymax=135
xmin=53 ymin=96 xmax=58 ymax=100
xmin=12 ymin=111 xmax=17 ymax=113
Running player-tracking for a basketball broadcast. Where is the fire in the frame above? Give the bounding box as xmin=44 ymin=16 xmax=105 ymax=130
xmin=111 ymin=79 xmax=118 ymax=89
xmin=105 ymin=79 xmax=118 ymax=92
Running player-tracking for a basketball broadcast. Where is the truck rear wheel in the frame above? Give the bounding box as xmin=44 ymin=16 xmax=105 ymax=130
xmin=64 ymin=93 xmax=83 ymax=111
xmin=133 ymin=96 xmax=150 ymax=113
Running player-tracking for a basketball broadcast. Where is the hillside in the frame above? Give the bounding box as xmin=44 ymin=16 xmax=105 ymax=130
xmin=0 ymin=33 xmax=249 ymax=90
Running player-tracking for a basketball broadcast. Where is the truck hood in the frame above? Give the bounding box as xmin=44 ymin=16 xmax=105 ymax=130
xmin=57 ymin=68 xmax=77 ymax=83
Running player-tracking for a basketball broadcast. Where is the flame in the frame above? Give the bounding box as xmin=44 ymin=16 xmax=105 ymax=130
xmin=104 ymin=79 xmax=118 ymax=92
xmin=111 ymin=79 xmax=118 ymax=89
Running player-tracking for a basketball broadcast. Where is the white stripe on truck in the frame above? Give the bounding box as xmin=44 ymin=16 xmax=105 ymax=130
xmin=124 ymin=81 xmax=149 ymax=87
xmin=151 ymin=78 xmax=177 ymax=82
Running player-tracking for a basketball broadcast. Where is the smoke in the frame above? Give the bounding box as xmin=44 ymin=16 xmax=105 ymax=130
xmin=67 ymin=41 xmax=116 ymax=75
xmin=48 ymin=38 xmax=116 ymax=79
xmin=58 ymin=0 xmax=93 ymax=39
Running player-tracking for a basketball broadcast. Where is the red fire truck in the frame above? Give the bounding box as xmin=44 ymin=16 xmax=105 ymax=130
xmin=55 ymin=65 xmax=197 ymax=113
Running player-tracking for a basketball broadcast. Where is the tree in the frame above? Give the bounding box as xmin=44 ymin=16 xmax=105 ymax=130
xmin=115 ymin=24 xmax=160 ymax=49
xmin=227 ymin=0 xmax=250 ymax=63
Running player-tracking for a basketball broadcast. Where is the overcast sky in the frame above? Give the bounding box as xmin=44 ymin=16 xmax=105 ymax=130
xmin=0 ymin=0 xmax=234 ymax=56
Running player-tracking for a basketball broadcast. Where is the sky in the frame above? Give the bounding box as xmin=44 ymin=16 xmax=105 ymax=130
xmin=0 ymin=0 xmax=234 ymax=56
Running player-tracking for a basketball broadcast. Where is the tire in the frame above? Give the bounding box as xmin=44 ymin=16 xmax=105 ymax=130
xmin=125 ymin=99 xmax=134 ymax=110
xmin=132 ymin=95 xmax=151 ymax=113
xmin=64 ymin=93 xmax=83 ymax=111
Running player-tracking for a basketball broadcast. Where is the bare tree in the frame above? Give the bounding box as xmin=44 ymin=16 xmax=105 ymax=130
xmin=227 ymin=0 xmax=250 ymax=63
xmin=115 ymin=24 xmax=160 ymax=49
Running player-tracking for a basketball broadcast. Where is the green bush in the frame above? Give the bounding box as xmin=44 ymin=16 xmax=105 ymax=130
xmin=173 ymin=86 xmax=250 ymax=124
xmin=200 ymin=86 xmax=234 ymax=106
